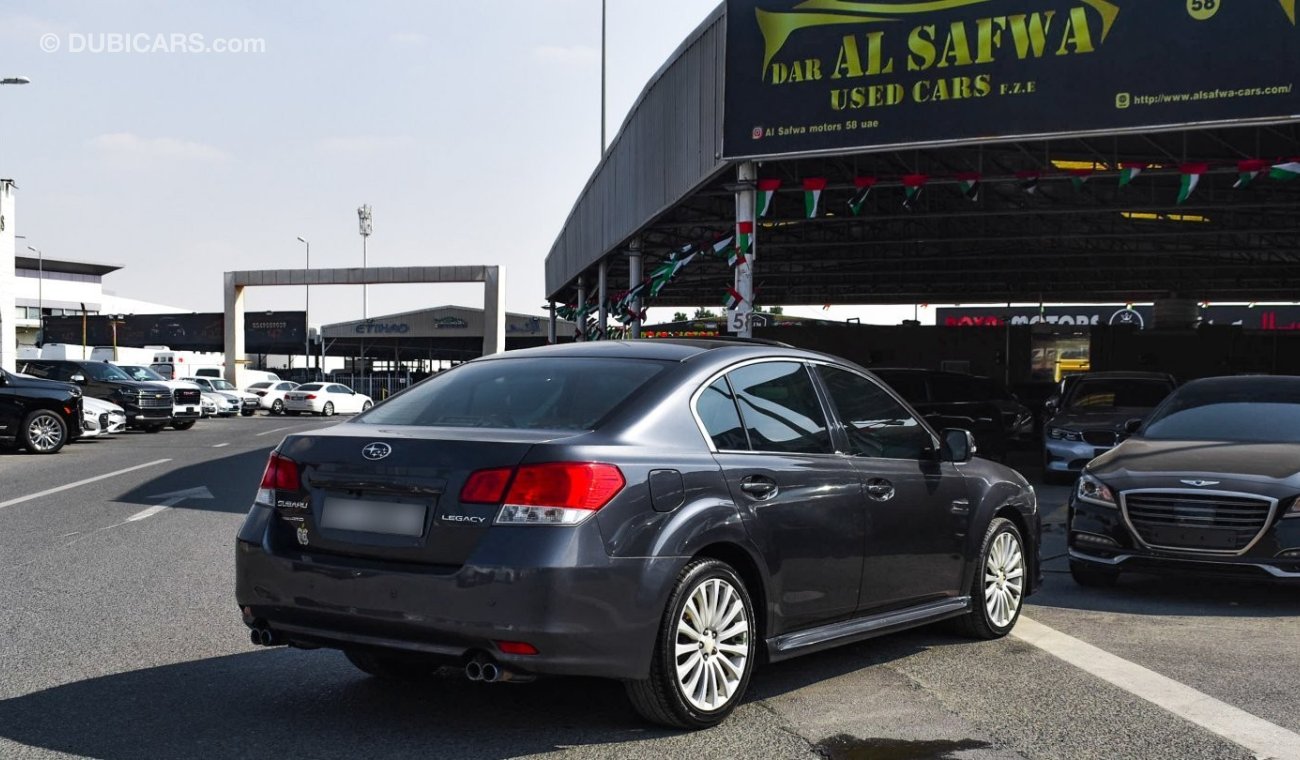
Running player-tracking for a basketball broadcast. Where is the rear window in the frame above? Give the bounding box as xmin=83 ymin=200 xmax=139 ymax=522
xmin=357 ymin=357 xmax=669 ymax=430
xmin=298 ymin=383 xmax=324 ymax=391
xmin=249 ymin=382 xmax=273 ymax=389
xmin=1067 ymin=379 xmax=1172 ymax=409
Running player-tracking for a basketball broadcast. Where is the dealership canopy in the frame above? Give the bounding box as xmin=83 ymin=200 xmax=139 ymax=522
xmin=544 ymin=1 xmax=1300 ymax=329
xmin=320 ymin=306 xmax=574 ymax=361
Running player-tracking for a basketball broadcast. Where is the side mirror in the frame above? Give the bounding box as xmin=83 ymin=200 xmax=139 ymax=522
xmin=1124 ymin=418 xmax=1144 ymax=435
xmin=941 ymin=428 xmax=977 ymax=463
xmin=1044 ymin=395 xmax=1060 ymax=415
xmin=70 ymin=374 xmax=87 ymax=384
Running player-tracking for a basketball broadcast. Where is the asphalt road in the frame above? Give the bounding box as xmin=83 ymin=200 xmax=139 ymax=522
xmin=1 ymin=422 xmax=1297 ymax=760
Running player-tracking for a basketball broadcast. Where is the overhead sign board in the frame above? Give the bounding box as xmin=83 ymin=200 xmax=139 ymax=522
xmin=936 ymin=305 xmax=1300 ymax=330
xmin=723 ymin=0 xmax=1300 ymax=158
xmin=41 ymin=312 xmax=307 ymax=354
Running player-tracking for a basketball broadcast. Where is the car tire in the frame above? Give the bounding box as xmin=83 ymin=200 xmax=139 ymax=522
xmin=271 ymin=400 xmax=284 ymax=415
xmin=1070 ymin=560 xmax=1120 ymax=588
xmin=361 ymin=401 xmax=373 ymax=412
xmin=344 ymin=649 xmax=439 ymax=681
xmin=951 ymin=517 xmax=1026 ymax=640
xmin=171 ymin=420 xmax=196 ymax=431
xmin=322 ymin=402 xmax=334 ymax=417
xmin=21 ymin=409 xmax=68 ymax=455
xmin=624 ymin=558 xmax=756 ymax=730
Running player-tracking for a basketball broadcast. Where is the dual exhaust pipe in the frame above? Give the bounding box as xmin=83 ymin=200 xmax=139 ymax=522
xmin=465 ymin=654 xmax=533 ymax=684
xmin=249 ymin=626 xmax=281 ymax=647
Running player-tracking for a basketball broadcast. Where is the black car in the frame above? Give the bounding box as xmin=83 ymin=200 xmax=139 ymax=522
xmin=0 ymin=368 xmax=83 ymax=454
xmin=18 ymin=359 xmax=174 ymax=432
xmin=236 ymin=340 xmax=1041 ymax=728
xmin=1069 ymin=376 xmax=1300 ymax=586
xmin=872 ymin=368 xmax=1033 ymax=461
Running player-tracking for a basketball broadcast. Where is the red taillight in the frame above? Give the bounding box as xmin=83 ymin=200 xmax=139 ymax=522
xmin=504 ymin=463 xmax=625 ymax=510
xmin=259 ymin=451 xmax=300 ymax=491
xmin=305 ymin=394 xmax=317 ymax=400
xmin=460 ymin=467 xmax=514 ymax=504
xmin=495 ymin=640 xmax=539 ymax=656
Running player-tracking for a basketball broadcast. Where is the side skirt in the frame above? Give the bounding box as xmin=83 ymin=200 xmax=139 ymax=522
xmin=765 ymin=596 xmax=971 ymax=663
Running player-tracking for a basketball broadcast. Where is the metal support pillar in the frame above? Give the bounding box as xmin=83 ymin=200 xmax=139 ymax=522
xmin=547 ymin=300 xmax=558 ymax=344
xmin=597 ymin=260 xmax=609 ymax=339
xmin=628 ymin=239 xmax=643 ymax=339
xmin=222 ymin=273 xmax=246 ymax=387
xmin=575 ymin=276 xmax=587 ymax=342
xmin=735 ymin=162 xmax=757 ymax=339
xmin=483 ymin=265 xmax=505 ymax=356
xmin=0 ymin=181 xmax=16 ymax=372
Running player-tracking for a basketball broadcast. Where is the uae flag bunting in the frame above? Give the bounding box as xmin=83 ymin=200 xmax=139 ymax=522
xmin=724 ymin=286 xmax=745 ymax=310
xmin=1176 ymin=163 xmax=1208 ymax=204
xmin=1068 ymin=168 xmax=1094 ymax=191
xmin=711 ymin=235 xmax=736 ymax=259
xmin=1269 ymin=161 xmax=1300 ymax=181
xmin=901 ymin=174 xmax=928 ymax=210
xmin=802 ymin=177 xmax=827 ymax=218
xmin=1015 ymin=170 xmax=1040 ymax=194
xmin=1235 ymin=159 xmax=1270 ymax=188
xmin=1118 ymin=162 xmax=1146 ymax=186
xmin=756 ymin=179 xmax=782 ymax=218
xmin=848 ymin=177 xmax=876 ymax=215
xmin=736 ymin=220 xmax=753 ymax=258
xmin=955 ymin=172 xmax=981 ymax=201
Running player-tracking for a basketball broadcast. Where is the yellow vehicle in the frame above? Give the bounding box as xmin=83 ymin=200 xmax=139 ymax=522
xmin=1054 ymin=357 xmax=1091 ymax=383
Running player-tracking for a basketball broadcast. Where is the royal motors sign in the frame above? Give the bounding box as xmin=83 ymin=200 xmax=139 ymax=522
xmin=937 ymin=305 xmax=1300 ymax=330
xmin=723 ymin=0 xmax=1300 ymax=158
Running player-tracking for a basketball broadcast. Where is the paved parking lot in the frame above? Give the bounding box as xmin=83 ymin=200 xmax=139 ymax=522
xmin=1 ymin=422 xmax=1297 ymax=759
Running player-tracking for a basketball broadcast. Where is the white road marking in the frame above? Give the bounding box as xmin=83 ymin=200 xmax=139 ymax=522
xmin=0 ymin=459 xmax=172 ymax=511
xmin=256 ymin=423 xmax=320 ymax=437
xmin=1015 ymin=616 xmax=1300 ymax=760
xmin=213 ymin=442 xmax=230 ymax=448
xmin=126 ymin=505 xmax=170 ymax=522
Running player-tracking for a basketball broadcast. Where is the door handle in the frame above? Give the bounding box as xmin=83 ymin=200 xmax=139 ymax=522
xmin=739 ymin=476 xmax=778 ymax=500
xmin=865 ymin=478 xmax=895 ymax=502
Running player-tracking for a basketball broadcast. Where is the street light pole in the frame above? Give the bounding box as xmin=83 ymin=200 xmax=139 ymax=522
xmin=601 ymin=0 xmax=607 ymax=153
xmin=297 ymin=236 xmax=310 ymax=371
xmin=357 ymin=205 xmax=372 ymax=319
xmin=26 ymin=246 xmax=42 ymax=318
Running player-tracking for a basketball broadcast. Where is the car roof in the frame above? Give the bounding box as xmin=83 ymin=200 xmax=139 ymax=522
xmin=1075 ymin=371 xmax=1175 ymax=381
xmin=1179 ymin=375 xmax=1300 ymax=391
xmin=475 ymin=338 xmax=835 ymax=365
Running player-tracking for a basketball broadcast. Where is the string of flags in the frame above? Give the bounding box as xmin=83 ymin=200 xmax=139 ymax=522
xmin=750 ymin=159 xmax=1300 ymax=216
xmin=554 ymin=158 xmax=1300 ymax=340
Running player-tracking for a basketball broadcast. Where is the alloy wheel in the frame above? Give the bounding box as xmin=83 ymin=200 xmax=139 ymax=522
xmin=674 ymin=577 xmax=750 ymax=712
xmin=26 ymin=413 xmax=64 ymax=452
xmin=983 ymin=531 xmax=1025 ymax=628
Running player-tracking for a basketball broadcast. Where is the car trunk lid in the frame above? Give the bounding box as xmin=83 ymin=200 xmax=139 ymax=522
xmin=272 ymin=425 xmax=575 ymax=567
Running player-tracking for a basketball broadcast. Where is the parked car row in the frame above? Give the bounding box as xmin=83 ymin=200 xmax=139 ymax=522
xmin=3 ymin=359 xmax=372 ymax=455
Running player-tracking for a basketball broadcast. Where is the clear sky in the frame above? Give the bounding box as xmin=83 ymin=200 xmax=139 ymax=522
xmin=1 ymin=0 xmax=764 ymax=326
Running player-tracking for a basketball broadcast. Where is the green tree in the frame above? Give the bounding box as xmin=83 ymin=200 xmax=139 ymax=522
xmin=768 ymin=306 xmax=785 ymax=315
xmin=672 ymin=311 xmax=689 ymax=322
xmin=693 ymin=307 xmax=719 ymax=319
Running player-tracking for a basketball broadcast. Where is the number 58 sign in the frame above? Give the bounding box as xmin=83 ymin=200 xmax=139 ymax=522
xmin=726 ymin=308 xmax=753 ymax=333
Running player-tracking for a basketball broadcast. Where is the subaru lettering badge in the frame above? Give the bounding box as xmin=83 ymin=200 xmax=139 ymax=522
xmin=362 ymin=442 xmax=392 ymax=461
xmin=1180 ymin=479 xmax=1220 ymax=487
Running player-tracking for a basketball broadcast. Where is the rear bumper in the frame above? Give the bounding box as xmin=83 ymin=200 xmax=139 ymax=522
xmin=234 ymin=510 xmax=681 ymax=679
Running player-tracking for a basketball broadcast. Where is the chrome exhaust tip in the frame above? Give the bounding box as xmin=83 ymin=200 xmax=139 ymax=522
xmin=465 ymin=661 xmax=483 ymax=681
xmin=250 ymin=629 xmax=262 ymax=646
xmin=480 ymin=663 xmax=500 ymax=683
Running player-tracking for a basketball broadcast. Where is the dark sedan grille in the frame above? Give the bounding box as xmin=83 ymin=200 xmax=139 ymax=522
xmin=1082 ymin=430 xmax=1118 ymax=446
xmin=138 ymin=393 xmax=172 ymax=409
xmin=174 ymin=389 xmax=201 ymax=405
xmin=1122 ymin=490 xmax=1277 ymax=555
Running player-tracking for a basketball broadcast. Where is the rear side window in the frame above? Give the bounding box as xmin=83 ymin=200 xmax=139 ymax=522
xmin=358 ymin=357 xmax=669 ymax=430
xmin=697 ymin=377 xmax=749 ymax=451
xmin=875 ymin=372 xmax=928 ymax=402
xmin=727 ymin=362 xmax=832 ymax=454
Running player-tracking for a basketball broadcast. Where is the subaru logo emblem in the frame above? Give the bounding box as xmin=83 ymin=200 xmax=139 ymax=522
xmin=362 ymin=442 xmax=392 ymax=461
xmin=1180 ymin=479 xmax=1219 ymax=487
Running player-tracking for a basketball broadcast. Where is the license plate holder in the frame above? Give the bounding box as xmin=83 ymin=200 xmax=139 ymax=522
xmin=321 ymin=495 xmax=429 ymax=537
xmin=1146 ymin=525 xmax=1238 ymax=550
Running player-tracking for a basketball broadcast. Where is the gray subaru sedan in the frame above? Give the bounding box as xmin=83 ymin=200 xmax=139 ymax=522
xmin=236 ymin=340 xmax=1040 ymax=728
